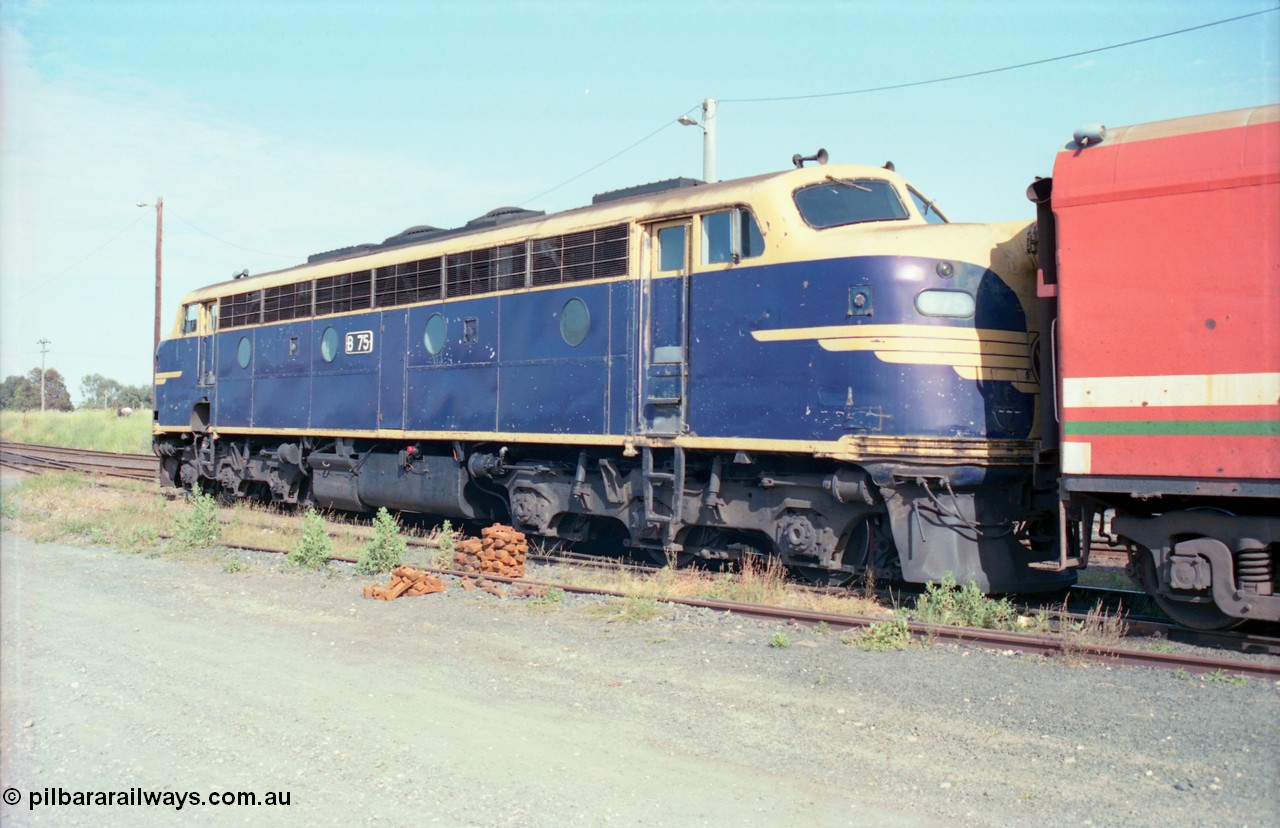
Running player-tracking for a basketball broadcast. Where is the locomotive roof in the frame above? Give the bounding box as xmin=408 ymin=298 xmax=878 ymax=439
xmin=182 ymin=162 xmax=916 ymax=300
xmin=1058 ymin=102 xmax=1278 ymax=152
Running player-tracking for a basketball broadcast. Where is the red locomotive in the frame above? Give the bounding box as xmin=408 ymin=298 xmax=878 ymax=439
xmin=1031 ymin=104 xmax=1279 ymax=628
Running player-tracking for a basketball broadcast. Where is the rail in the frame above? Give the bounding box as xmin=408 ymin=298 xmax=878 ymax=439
xmin=0 ymin=441 xmax=157 ymax=482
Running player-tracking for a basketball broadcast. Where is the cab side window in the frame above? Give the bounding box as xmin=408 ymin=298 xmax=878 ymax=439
xmin=702 ymin=211 xmax=734 ymax=264
xmin=700 ymin=208 xmax=765 ymax=265
xmin=657 ymin=225 xmax=687 ymax=272
xmin=181 ymin=304 xmax=199 ymax=334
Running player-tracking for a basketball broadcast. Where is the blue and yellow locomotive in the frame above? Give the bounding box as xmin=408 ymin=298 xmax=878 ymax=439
xmin=154 ymin=159 xmax=1070 ymax=592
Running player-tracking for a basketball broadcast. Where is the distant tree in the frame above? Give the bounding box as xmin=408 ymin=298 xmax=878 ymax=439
xmin=79 ymin=374 xmax=152 ymax=410
xmin=79 ymin=373 xmax=119 ymax=409
xmin=0 ymin=374 xmax=36 ymax=410
xmin=21 ymin=367 xmax=73 ymax=411
xmin=118 ymin=382 xmax=153 ymax=409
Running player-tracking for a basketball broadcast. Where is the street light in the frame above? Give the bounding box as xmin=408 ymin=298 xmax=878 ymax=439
xmin=137 ymin=197 xmax=163 ymax=373
xmin=679 ymin=97 xmax=717 ymax=183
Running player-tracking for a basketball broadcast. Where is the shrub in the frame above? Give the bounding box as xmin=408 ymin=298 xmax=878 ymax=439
xmin=857 ymin=617 xmax=912 ymax=651
xmin=172 ymin=489 xmax=221 ymax=550
xmin=769 ymin=631 xmax=791 ymax=648
xmin=289 ymin=508 xmax=332 ymax=570
xmin=910 ymin=574 xmax=1019 ymax=630
xmin=356 ymin=508 xmax=406 ymax=575
xmin=430 ymin=519 xmax=457 ymax=569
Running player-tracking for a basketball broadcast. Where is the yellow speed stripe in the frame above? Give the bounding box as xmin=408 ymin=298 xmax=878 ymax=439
xmin=751 ymin=323 xmax=1030 ymax=345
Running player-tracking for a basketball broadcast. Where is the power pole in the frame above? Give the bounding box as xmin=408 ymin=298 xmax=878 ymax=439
xmin=701 ymin=97 xmax=717 ymax=184
xmin=37 ymin=338 xmax=50 ymax=411
xmin=153 ymin=196 xmax=164 ymax=363
xmin=138 ymin=197 xmax=163 ymax=368
xmin=677 ymin=97 xmax=718 ymax=183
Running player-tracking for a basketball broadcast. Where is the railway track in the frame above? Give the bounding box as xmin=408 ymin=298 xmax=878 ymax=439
xmin=210 ymin=537 xmax=1280 ymax=680
xmin=6 ymin=440 xmax=1278 ymax=671
xmin=0 ymin=441 xmax=156 ymax=482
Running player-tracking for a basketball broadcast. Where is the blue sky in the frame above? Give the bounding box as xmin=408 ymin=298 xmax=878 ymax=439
xmin=1 ymin=1 xmax=1276 ymax=401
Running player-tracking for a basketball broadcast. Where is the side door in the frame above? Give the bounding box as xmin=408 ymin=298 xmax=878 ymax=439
xmin=639 ymin=219 xmax=691 ymax=434
xmin=197 ymin=300 xmax=219 ymax=388
xmin=195 ymin=300 xmax=219 ymax=431
xmin=378 ymin=309 xmax=406 ymax=431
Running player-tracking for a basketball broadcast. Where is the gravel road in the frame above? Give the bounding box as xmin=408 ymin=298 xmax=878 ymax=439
xmin=1 ymin=528 xmax=1277 ymax=827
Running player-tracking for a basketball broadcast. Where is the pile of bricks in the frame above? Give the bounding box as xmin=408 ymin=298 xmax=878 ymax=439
xmin=453 ymin=523 xmax=529 ymax=578
xmin=363 ymin=566 xmax=447 ymax=601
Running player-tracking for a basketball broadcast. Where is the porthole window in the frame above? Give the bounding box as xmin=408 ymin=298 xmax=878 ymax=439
xmin=423 ymin=313 xmax=446 ymax=355
xmin=560 ymin=298 xmax=590 ymax=346
xmin=236 ymin=336 xmax=252 ymax=369
xmin=915 ymin=289 xmax=975 ymax=318
xmin=320 ymin=326 xmax=338 ymax=363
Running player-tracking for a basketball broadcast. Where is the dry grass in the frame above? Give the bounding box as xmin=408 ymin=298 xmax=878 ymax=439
xmin=533 ymin=552 xmax=890 ymax=620
xmin=1058 ymin=600 xmax=1129 ymax=662
xmin=5 ymin=472 xmax=168 ymax=553
xmin=3 ymin=474 xmax=1132 ymax=656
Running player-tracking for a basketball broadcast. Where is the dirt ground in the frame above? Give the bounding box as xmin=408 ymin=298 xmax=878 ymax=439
xmin=0 ymin=513 xmax=1277 ymax=826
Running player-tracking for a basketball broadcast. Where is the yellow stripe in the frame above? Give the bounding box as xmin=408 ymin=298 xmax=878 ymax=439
xmin=153 ymin=370 xmax=182 ymax=386
xmin=151 ymin=425 xmax=1034 ymax=463
xmin=952 ymin=366 xmax=1039 ymax=394
xmin=817 ymin=337 xmax=1031 ymax=357
xmin=752 ymin=323 xmax=1033 ymax=374
xmin=872 ymin=351 xmax=1032 ymax=370
xmin=752 ymin=323 xmax=1030 ymax=345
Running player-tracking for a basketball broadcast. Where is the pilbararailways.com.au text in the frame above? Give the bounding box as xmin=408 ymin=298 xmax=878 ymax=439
xmin=3 ymin=786 xmax=291 ymax=811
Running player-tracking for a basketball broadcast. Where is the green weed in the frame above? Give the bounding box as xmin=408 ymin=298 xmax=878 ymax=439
xmin=222 ymin=558 xmax=247 ymax=574
xmin=857 ymin=617 xmax=913 ymax=651
xmin=911 ymin=574 xmax=1019 ymax=630
xmin=289 ymin=508 xmax=332 ymax=570
xmin=430 ymin=519 xmax=458 ymax=569
xmin=584 ymin=596 xmax=662 ymax=623
xmin=170 ymin=489 xmax=222 ymax=551
xmin=355 ymin=507 xmax=407 ymax=575
xmin=1201 ymin=669 xmax=1248 ymax=686
xmin=769 ymin=631 xmax=792 ymax=649
xmin=528 ymin=586 xmax=566 ymax=609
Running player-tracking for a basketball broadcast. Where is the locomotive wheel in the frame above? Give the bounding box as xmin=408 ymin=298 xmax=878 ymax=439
xmin=1133 ymin=548 xmax=1242 ymax=631
xmin=636 ymin=548 xmax=696 ymax=568
xmin=791 ymin=565 xmax=855 ymax=588
xmin=789 ymin=519 xmax=873 ymax=588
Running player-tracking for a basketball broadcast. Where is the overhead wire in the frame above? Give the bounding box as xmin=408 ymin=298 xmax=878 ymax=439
xmin=6 ymin=210 xmax=150 ymax=305
xmin=518 ymin=104 xmax=702 ymax=208
xmin=721 ymin=7 xmax=1278 ymax=104
xmin=165 ymin=207 xmax=299 ymax=260
xmin=522 ymin=8 xmax=1277 ymax=203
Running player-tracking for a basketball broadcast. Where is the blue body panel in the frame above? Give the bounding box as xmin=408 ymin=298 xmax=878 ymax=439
xmin=496 ymin=283 xmax=613 ymax=434
xmin=156 ymin=255 xmax=1033 ymax=446
xmin=311 ymin=317 xmax=379 ymax=431
xmin=252 ymin=322 xmax=311 ymax=428
xmin=689 ymin=255 xmax=1034 ymax=442
xmin=216 ymin=330 xmax=253 ymax=426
